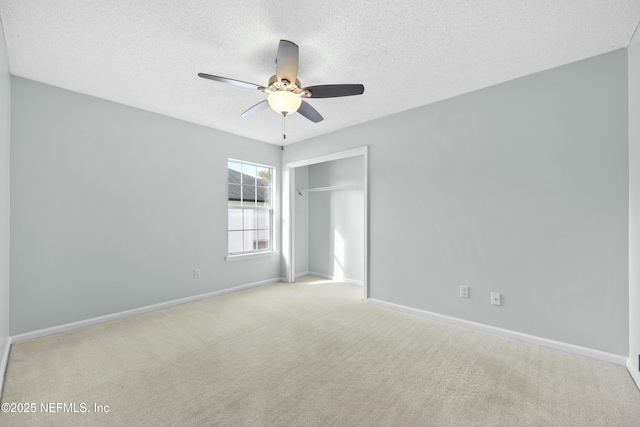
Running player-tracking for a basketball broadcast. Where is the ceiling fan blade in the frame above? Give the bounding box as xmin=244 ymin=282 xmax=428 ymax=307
xmin=198 ymin=73 xmax=264 ymax=90
xmin=297 ymin=101 xmax=324 ymax=123
xmin=241 ymin=99 xmax=270 ymax=116
xmin=303 ymin=84 xmax=365 ymax=98
xmin=276 ymin=40 xmax=299 ymax=84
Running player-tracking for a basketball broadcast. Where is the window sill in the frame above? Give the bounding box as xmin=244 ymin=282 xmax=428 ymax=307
xmin=225 ymin=251 xmax=279 ymax=262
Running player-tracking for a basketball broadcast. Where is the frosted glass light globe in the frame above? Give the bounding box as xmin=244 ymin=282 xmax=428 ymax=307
xmin=267 ymin=91 xmax=302 ymax=114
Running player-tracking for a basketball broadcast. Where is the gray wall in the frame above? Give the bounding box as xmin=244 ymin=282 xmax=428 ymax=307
xmin=307 ymin=157 xmax=364 ymax=283
xmin=629 ymin=28 xmax=640 ymax=374
xmin=282 ymin=50 xmax=629 ymax=355
xmin=10 ymin=77 xmax=281 ymax=335
xmin=0 ymin=18 xmax=11 ymax=361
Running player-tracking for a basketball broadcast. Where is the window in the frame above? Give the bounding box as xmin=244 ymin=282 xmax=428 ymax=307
xmin=227 ymin=160 xmax=274 ymax=256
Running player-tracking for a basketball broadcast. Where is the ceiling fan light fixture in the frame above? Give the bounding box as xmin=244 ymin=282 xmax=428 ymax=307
xmin=199 ymin=40 xmax=364 ymax=124
xmin=267 ymin=90 xmax=302 ymax=115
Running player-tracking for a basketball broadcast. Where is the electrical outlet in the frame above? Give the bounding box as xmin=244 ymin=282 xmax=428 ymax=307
xmin=460 ymin=286 xmax=469 ymax=298
xmin=194 ymin=269 xmax=201 ymax=278
xmin=491 ymin=292 xmax=501 ymax=305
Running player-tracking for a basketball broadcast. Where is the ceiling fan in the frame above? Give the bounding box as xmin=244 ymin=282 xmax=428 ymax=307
xmin=198 ymin=40 xmax=365 ymax=123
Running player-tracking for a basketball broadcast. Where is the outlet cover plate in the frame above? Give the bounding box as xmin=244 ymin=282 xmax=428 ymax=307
xmin=460 ymin=286 xmax=469 ymax=298
xmin=491 ymin=292 xmax=501 ymax=305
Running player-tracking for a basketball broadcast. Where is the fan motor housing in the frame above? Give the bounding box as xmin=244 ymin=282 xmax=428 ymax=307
xmin=267 ymin=75 xmax=305 ymax=95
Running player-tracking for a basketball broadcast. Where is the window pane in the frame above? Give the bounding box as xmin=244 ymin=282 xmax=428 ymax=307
xmin=257 ymin=167 xmax=270 ymax=187
xmin=243 ymin=209 xmax=256 ymax=230
xmin=243 ymin=230 xmax=257 ymax=251
xmin=228 ymin=161 xmax=242 ymax=175
xmin=227 ymin=162 xmax=242 ymax=184
xmin=228 ymin=231 xmax=243 ymax=253
xmin=242 ymin=185 xmax=256 ymax=205
xmin=228 ymin=209 xmax=243 ymax=230
xmin=257 ymin=230 xmax=269 ymax=249
xmin=242 ymin=164 xmax=257 ymax=185
xmin=256 ymin=186 xmax=270 ymax=206
xmin=228 ymin=184 xmax=241 ymax=204
xmin=257 ymin=210 xmax=269 ymax=229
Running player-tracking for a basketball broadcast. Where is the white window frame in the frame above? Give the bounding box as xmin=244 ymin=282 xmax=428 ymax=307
xmin=226 ymin=159 xmax=277 ymax=262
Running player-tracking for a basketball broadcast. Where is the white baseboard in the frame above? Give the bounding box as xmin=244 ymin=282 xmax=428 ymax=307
xmin=366 ymin=298 xmax=627 ymax=367
xmin=307 ymin=271 xmax=364 ymax=286
xmin=0 ymin=336 xmax=11 ymax=399
xmin=628 ymin=358 xmax=640 ymax=390
xmin=11 ymin=277 xmax=282 ymax=344
xmin=295 ymin=271 xmax=310 ymax=278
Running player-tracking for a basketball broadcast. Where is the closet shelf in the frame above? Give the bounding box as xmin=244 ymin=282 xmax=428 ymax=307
xmin=297 ymin=184 xmax=362 ymax=193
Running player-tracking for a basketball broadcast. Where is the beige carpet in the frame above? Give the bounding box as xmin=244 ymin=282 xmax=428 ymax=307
xmin=1 ymin=276 xmax=639 ymax=427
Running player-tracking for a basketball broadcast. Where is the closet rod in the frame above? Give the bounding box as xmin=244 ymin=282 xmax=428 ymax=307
xmin=297 ymin=184 xmax=362 ymax=193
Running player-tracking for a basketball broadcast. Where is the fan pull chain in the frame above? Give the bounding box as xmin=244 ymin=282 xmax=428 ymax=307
xmin=281 ymin=113 xmax=287 ymax=151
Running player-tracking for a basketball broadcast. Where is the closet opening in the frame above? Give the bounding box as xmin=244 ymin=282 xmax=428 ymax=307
xmin=284 ymin=147 xmax=368 ymax=300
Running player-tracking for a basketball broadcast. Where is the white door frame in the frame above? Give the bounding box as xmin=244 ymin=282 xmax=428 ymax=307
xmin=285 ymin=146 xmax=369 ymax=300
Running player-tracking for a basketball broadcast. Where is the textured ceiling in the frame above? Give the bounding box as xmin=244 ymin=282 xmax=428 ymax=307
xmin=0 ymin=1 xmax=639 ymax=146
